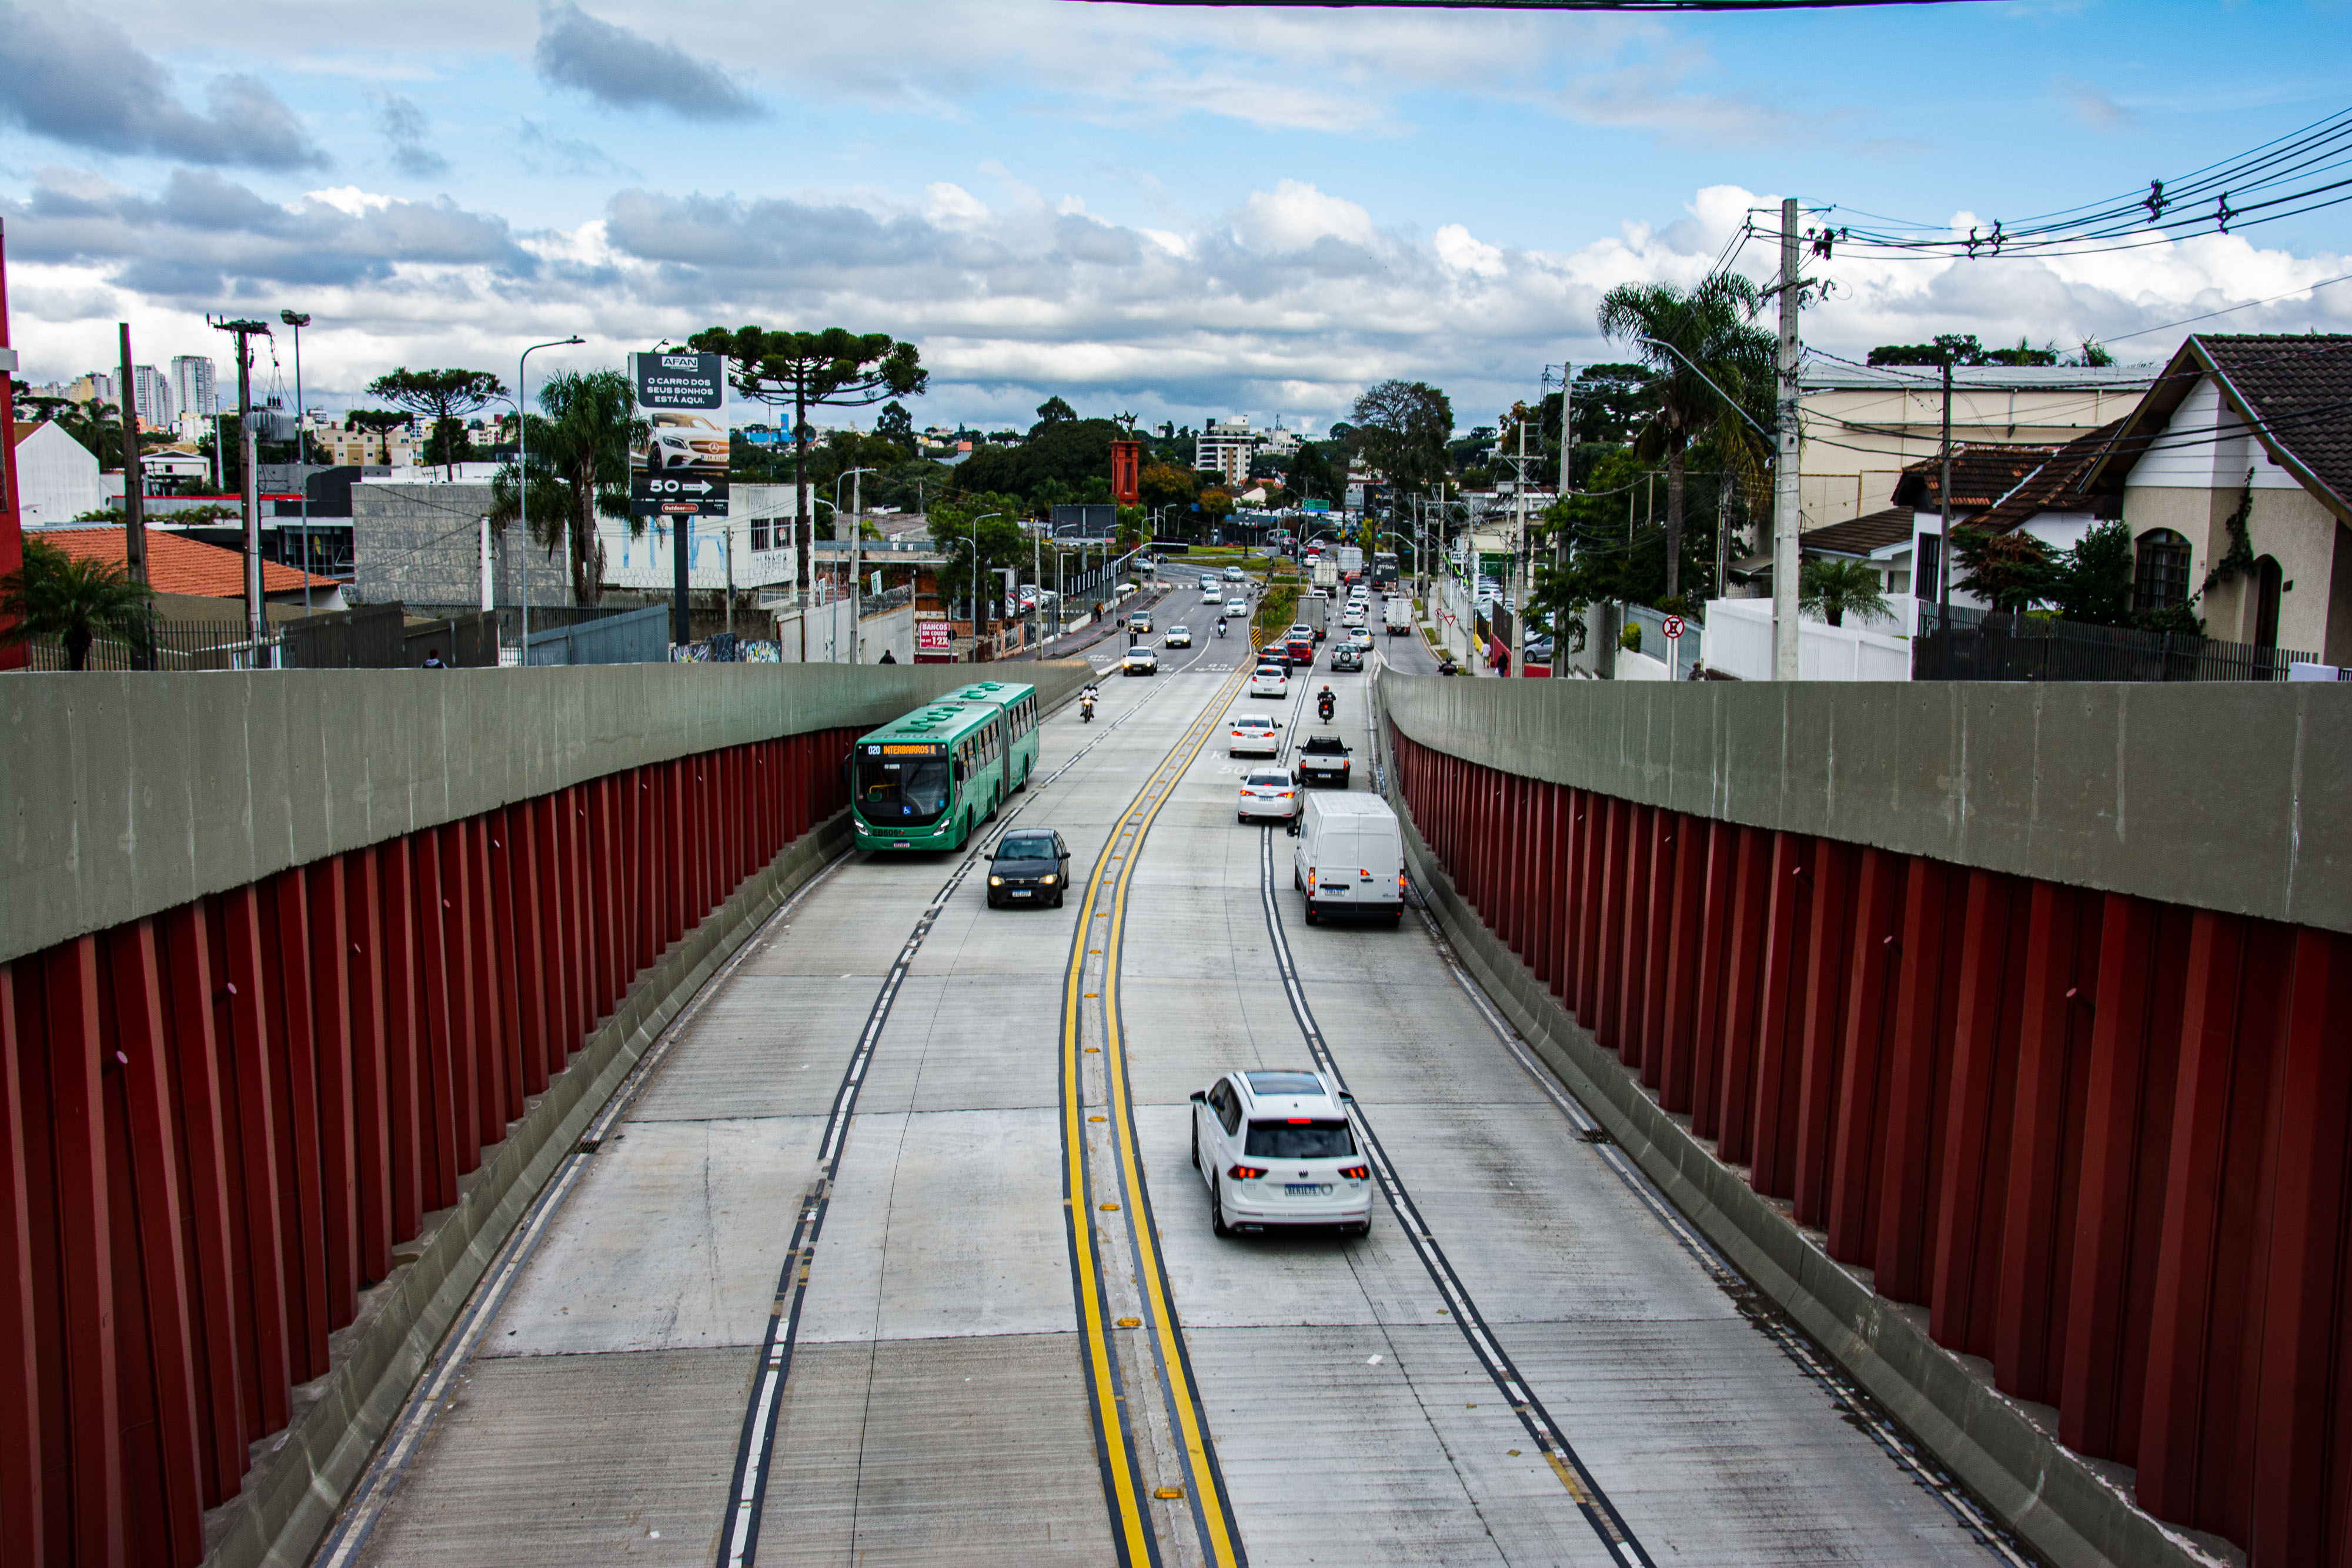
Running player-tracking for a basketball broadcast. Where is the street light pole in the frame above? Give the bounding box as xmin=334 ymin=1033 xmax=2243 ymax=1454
xmin=279 ymin=310 xmax=311 ymax=612
xmin=968 ymin=511 xmax=1002 ymax=662
xmin=833 ymin=466 xmax=876 ymax=664
xmin=514 ymin=334 xmax=583 ymax=666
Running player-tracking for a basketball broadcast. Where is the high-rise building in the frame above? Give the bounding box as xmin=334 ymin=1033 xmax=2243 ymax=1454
xmin=170 ymin=355 xmax=217 ymax=422
xmin=67 ymin=372 xmax=115 ymax=406
xmin=132 ymin=364 xmax=173 ymax=429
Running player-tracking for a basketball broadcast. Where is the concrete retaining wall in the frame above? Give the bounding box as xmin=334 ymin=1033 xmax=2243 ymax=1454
xmin=1381 ymin=673 xmax=2352 ymax=935
xmin=0 ymin=660 xmax=1091 ymax=965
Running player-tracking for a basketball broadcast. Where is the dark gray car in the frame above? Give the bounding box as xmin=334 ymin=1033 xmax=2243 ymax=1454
xmin=988 ymin=828 xmax=1071 ymax=908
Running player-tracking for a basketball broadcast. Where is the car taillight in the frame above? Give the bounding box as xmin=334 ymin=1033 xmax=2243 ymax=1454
xmin=1338 ymin=1165 xmax=1369 ymax=1181
xmin=1307 ymin=868 xmax=1317 ymax=887
xmin=1228 ymin=1165 xmax=1267 ymax=1180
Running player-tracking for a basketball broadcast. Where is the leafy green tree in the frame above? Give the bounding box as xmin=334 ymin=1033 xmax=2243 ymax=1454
xmin=365 ymin=369 xmax=508 ymax=479
xmin=687 ymin=326 xmax=927 ymax=591
xmin=1596 ymin=272 xmax=1772 ymax=600
xmin=489 ymin=369 xmax=642 ymax=607
xmin=953 ymin=417 xmax=1121 ymax=507
xmin=1348 ymin=380 xmax=1453 ymax=497
xmin=927 ymin=494 xmax=1029 ymax=623
xmin=346 ymin=409 xmax=412 ymax=464
xmin=1951 ymin=525 xmax=2054 ymax=613
xmin=875 ymin=400 xmax=917 ymax=456
xmin=0 ymin=537 xmax=155 ymax=670
xmin=1034 ymin=395 xmax=1077 ymax=426
xmin=1283 ymin=440 xmax=1338 ymax=506
xmin=2047 ymin=519 xmax=2134 ymax=625
xmin=1799 ymin=559 xmax=1895 ymax=627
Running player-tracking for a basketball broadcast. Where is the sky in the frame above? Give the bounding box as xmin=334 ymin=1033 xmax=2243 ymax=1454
xmin=2 ymin=0 xmax=2348 ymax=434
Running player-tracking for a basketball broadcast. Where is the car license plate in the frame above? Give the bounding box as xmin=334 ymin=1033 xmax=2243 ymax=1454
xmin=1011 ymin=890 xmax=1031 ymax=898
xmin=1285 ymin=1183 xmax=1330 ymax=1195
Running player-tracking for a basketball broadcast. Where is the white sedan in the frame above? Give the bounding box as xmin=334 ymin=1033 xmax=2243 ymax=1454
xmin=1250 ymin=663 xmax=1289 ymax=698
xmin=1165 ymin=626 xmax=1192 ymax=647
xmin=1191 ymin=1069 xmax=1371 ymax=1236
xmin=1237 ymin=767 xmax=1299 ymax=824
xmin=1121 ymin=646 xmax=1159 ymax=676
xmin=1224 ymin=599 xmax=1251 ymax=619
xmin=1228 ymin=714 xmax=1282 ymax=757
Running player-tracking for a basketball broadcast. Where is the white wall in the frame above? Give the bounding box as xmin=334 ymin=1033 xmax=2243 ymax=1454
xmin=2133 ymin=377 xmax=2303 ymax=493
xmin=1703 ymin=596 xmax=1912 ymax=681
xmin=769 ymin=600 xmax=914 ymax=664
xmin=14 ymin=423 xmax=105 ymax=525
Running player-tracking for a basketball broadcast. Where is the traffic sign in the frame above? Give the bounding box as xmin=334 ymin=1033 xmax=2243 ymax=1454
xmin=630 ymin=352 xmax=725 ymax=411
xmin=631 ymin=472 xmax=730 ymax=517
xmin=1663 ymin=614 xmax=1685 ymax=641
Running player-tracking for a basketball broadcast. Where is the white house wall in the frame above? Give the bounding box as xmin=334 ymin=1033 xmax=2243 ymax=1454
xmin=14 ymin=424 xmax=105 ymax=525
xmin=2132 ymin=377 xmax=2304 ymax=493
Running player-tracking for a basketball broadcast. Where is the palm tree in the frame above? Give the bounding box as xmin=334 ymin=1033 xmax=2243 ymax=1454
xmin=1596 ymin=274 xmax=1773 ymax=601
xmin=0 ymin=538 xmax=156 ymax=670
xmin=490 ymin=369 xmax=642 ymax=607
xmin=1798 ymin=558 xmax=1893 ymax=628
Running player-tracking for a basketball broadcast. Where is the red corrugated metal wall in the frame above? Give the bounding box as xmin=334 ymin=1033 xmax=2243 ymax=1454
xmin=0 ymin=728 xmax=857 ymax=1567
xmin=1391 ymin=728 xmax=2352 ymax=1568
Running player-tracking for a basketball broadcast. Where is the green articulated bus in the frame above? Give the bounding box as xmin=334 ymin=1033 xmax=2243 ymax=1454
xmin=851 ymin=680 xmax=1043 ymax=852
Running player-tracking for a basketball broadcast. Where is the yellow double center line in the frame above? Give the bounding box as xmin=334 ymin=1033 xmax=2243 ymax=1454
xmin=1060 ymin=662 xmax=1254 ymax=1568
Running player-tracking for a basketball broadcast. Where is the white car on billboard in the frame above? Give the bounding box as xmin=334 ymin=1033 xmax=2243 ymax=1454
xmin=639 ymin=411 xmax=729 ymax=472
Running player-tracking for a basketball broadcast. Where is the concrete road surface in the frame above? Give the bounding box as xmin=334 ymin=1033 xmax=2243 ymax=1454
xmin=327 ymin=580 xmax=2014 ymax=1567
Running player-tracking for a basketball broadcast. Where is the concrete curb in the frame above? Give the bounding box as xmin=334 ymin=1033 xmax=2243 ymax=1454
xmin=202 ymin=813 xmax=856 ymax=1568
xmin=1379 ymin=785 xmax=2218 ymax=1568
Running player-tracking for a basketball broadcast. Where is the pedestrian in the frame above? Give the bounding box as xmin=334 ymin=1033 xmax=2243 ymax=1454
xmin=878 ymin=647 xmax=897 ymax=663
xmin=421 ymin=647 xmax=447 ymax=669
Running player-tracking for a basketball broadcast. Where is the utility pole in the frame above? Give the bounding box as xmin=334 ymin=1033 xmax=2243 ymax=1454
xmin=209 ymin=315 xmax=273 ymax=654
xmin=280 ymin=310 xmax=311 ymax=611
xmin=0 ymin=218 xmax=24 ymax=674
xmin=1510 ymin=412 xmax=1529 ymax=679
xmin=850 ymin=465 xmax=863 ymax=663
xmin=115 ymin=325 xmax=148 ymax=589
xmin=1937 ymin=356 xmax=1955 ymax=650
xmin=1772 ymin=195 xmax=1803 ymax=681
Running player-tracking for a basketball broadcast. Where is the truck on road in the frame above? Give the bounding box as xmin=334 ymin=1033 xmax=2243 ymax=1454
xmin=1384 ymin=596 xmax=1414 ymax=635
xmin=1312 ymin=557 xmax=1339 ymax=593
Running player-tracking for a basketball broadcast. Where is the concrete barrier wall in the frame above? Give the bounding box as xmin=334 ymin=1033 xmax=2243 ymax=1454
xmin=1381 ymin=673 xmax=2352 ymax=937
xmin=0 ymin=660 xmax=1091 ymax=966
xmin=1374 ymin=676 xmax=2352 ymax=1568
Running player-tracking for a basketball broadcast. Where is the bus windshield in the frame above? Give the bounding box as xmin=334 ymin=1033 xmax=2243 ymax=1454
xmin=857 ymin=754 xmax=952 ymax=824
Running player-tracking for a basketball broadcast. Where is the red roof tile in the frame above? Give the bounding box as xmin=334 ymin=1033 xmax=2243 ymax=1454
xmin=32 ymin=526 xmax=335 ymax=599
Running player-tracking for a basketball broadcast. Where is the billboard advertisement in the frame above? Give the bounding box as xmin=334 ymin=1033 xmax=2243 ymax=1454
xmin=914 ymin=616 xmax=954 ymax=663
xmin=630 ymin=353 xmax=730 ymax=520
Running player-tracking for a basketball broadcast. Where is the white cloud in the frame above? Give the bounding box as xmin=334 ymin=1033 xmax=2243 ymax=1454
xmin=305 ymin=185 xmax=393 ymax=218
xmin=1234 ymin=180 xmax=1377 ymax=254
xmin=925 ymin=182 xmax=990 ymax=226
xmin=1434 ymin=224 xmax=1506 ymax=279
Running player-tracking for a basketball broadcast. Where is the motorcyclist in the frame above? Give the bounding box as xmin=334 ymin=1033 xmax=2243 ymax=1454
xmin=1214 ymin=617 xmax=1226 ymax=638
xmin=1080 ymin=683 xmax=1100 ymax=722
xmin=1317 ymin=683 xmax=1335 ymax=721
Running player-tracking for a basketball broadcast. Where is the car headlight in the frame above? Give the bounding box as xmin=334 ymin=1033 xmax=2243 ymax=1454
xmin=988 ymin=875 xmax=1003 ymax=887
xmin=1040 ymin=874 xmax=1057 ymax=886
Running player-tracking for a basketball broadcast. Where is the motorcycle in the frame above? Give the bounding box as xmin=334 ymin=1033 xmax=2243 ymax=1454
xmin=1080 ymin=694 xmax=1097 ymax=723
xmin=1317 ymin=692 xmax=1336 ymax=723
xmin=1214 ymin=620 xmax=1226 ymax=638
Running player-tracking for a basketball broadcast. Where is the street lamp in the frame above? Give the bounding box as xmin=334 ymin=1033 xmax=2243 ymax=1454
xmin=278 ymin=310 xmax=312 ymax=611
xmin=834 ymin=466 xmax=877 ymax=663
xmin=967 ymin=511 xmax=1002 ymax=662
xmin=514 ymin=335 xmax=583 ymax=666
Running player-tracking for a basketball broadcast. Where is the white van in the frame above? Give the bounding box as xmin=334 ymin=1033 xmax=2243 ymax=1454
xmin=1291 ymin=793 xmax=1405 ymax=927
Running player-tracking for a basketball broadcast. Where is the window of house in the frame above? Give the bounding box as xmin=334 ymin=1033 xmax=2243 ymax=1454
xmin=2134 ymin=529 xmax=2193 ymax=612
xmin=1915 ymin=534 xmax=1942 ymax=599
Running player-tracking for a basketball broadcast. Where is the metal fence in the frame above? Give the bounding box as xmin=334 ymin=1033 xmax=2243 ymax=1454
xmin=1913 ymin=603 xmax=2314 ymax=683
xmin=19 ymin=618 xmax=282 ymax=672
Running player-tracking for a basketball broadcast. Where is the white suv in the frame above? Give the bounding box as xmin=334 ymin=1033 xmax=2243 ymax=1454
xmin=1190 ymin=1069 xmax=1371 ymax=1236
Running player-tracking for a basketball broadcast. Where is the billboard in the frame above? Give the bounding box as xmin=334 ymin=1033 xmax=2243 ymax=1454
xmin=915 ymin=616 xmax=954 ymax=663
xmin=629 ymin=352 xmax=724 ymax=410
xmin=630 ymin=402 xmax=730 ymax=520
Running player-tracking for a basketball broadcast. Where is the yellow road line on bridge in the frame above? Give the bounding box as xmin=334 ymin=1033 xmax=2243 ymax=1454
xmin=1060 ymin=663 xmax=1252 ymax=1568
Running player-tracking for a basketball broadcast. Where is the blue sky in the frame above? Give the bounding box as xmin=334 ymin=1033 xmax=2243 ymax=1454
xmin=4 ymin=0 xmax=2347 ymax=432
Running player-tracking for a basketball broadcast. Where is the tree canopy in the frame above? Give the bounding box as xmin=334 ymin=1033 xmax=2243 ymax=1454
xmin=1348 ymin=380 xmax=1453 ymax=493
xmin=365 ymin=368 xmax=507 ymax=479
xmin=687 ymin=325 xmax=927 ymax=581
xmin=490 ymin=369 xmax=641 ymax=607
